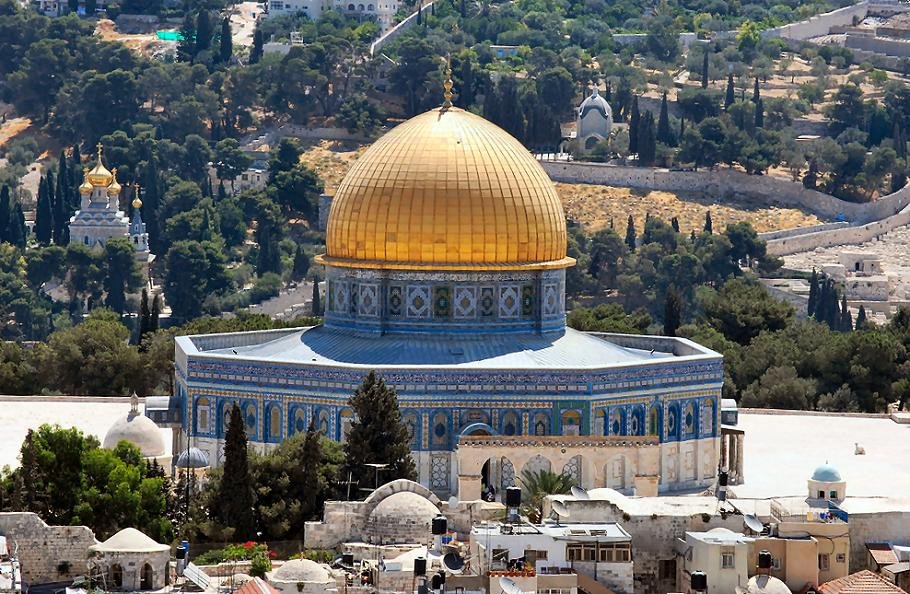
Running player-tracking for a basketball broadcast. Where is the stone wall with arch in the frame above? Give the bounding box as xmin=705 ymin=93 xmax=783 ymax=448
xmin=456 ymin=435 xmax=660 ymax=500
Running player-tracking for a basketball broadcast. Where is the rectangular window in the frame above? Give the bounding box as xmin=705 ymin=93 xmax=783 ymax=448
xmin=830 ymin=490 xmax=838 ymax=499
xmin=819 ymin=554 xmax=830 ymax=571
xmin=836 ymin=553 xmax=846 ymax=564
xmin=772 ymin=558 xmax=781 ymax=570
xmin=659 ymin=559 xmax=676 ymax=580
xmin=721 ymin=552 xmax=735 ymax=569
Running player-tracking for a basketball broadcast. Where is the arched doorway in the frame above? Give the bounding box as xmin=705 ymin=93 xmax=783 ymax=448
xmin=140 ymin=563 xmax=153 ymax=590
xmin=480 ymin=456 xmax=516 ymax=501
xmin=111 ymin=564 xmax=123 ymax=590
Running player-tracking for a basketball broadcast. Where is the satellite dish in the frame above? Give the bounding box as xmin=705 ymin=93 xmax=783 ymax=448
xmin=442 ymin=553 xmax=465 ymax=574
xmin=499 ymin=577 xmax=525 ymax=594
xmin=743 ymin=515 xmax=765 ymax=534
xmin=552 ymin=500 xmax=570 ymax=518
xmin=571 ymin=486 xmax=589 ymax=500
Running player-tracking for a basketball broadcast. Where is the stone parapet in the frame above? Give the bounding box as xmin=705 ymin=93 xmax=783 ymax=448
xmin=0 ymin=512 xmax=98 ymax=584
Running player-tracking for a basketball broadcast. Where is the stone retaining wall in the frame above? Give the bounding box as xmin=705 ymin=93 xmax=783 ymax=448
xmin=765 ymin=200 xmax=910 ymax=255
xmin=0 ymin=512 xmax=98 ymax=584
xmin=542 ymin=161 xmax=910 ymax=224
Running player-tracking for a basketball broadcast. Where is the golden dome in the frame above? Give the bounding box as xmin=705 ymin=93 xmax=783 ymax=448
xmin=320 ymin=107 xmax=573 ymax=271
xmin=107 ymin=168 xmax=122 ymax=196
xmin=79 ymin=167 xmax=93 ymax=195
xmin=132 ymin=197 xmax=143 ymax=209
xmin=87 ymin=144 xmax=113 ymax=187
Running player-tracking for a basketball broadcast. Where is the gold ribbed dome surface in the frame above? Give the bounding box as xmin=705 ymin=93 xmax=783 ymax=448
xmin=321 ymin=107 xmax=572 ymax=271
xmin=87 ymin=145 xmax=113 ymax=187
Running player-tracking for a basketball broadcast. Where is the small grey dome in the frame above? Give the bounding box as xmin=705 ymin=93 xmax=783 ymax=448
xmin=176 ymin=447 xmax=210 ymax=469
xmin=578 ymin=87 xmax=612 ymax=120
xmin=366 ymin=491 xmax=440 ymax=544
xmin=271 ymin=559 xmax=332 ymax=584
xmin=103 ymin=395 xmax=165 ymax=457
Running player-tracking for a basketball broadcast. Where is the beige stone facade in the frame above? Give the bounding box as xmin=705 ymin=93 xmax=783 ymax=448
xmin=0 ymin=512 xmax=97 ymax=584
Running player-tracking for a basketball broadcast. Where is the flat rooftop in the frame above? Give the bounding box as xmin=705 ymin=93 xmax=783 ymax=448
xmin=472 ymin=521 xmax=631 ymax=542
xmin=736 ymin=410 xmax=910 ymax=499
xmin=0 ymin=396 xmax=173 ymax=470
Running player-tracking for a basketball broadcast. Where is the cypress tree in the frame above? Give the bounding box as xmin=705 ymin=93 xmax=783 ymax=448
xmin=754 ymin=97 xmax=764 ymax=129
xmin=344 ymin=371 xmax=417 ymax=492
xmin=0 ymin=185 xmax=10 ymax=244
xmin=658 ymin=92 xmax=671 ymax=145
xmin=701 ymin=48 xmax=709 ymax=89
xmin=459 ymin=0 xmax=466 ymax=17
xmin=196 ymin=9 xmax=213 ymax=53
xmin=664 ymin=287 xmax=682 ymax=337
xmin=625 ymin=215 xmax=636 ymax=252
xmin=725 ymin=74 xmax=735 ymax=110
xmin=250 ymin=27 xmax=263 ymax=64
xmin=629 ymin=96 xmax=640 ymax=154
xmin=214 ymin=404 xmax=256 ymax=539
xmin=817 ymin=277 xmax=829 ymax=322
xmin=177 ymin=12 xmax=197 ymax=62
xmin=217 ymin=179 xmax=227 ymax=201
xmin=292 ymin=245 xmax=310 ymax=281
xmin=704 ymin=211 xmax=713 ymax=234
xmin=300 ymin=420 xmax=325 ymax=519
xmin=483 ymin=78 xmax=500 ymax=125
xmin=808 ymin=269 xmax=819 ymax=318
xmin=753 ymin=77 xmax=760 ymax=103
xmin=138 ymin=288 xmax=150 ymax=346
xmin=671 ymin=217 xmax=680 ymax=233
xmin=856 ymin=304 xmax=868 ymax=329
xmin=638 ymin=111 xmax=657 ymax=166
xmin=311 ymin=276 xmax=321 ymax=316
xmin=690 ymin=229 xmax=697 ymax=242
xmin=416 ymin=2 xmax=422 ymax=24
xmin=143 ymin=159 xmax=162 ymax=255
xmin=54 ymin=155 xmax=68 ymax=244
xmin=840 ymin=294 xmax=852 ymax=331
xmin=150 ymin=293 xmax=161 ymax=332
xmin=219 ymin=17 xmax=232 ymax=64
xmin=679 ymin=116 xmax=685 ymax=141
xmin=35 ymin=178 xmax=53 ymax=245
xmin=69 ymin=144 xmax=82 ymax=214
xmin=10 ymin=202 xmax=27 ymax=248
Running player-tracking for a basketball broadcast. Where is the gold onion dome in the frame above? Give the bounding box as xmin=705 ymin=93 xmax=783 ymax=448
xmin=321 ymin=106 xmax=573 ymax=271
xmin=79 ymin=168 xmax=94 ymax=195
xmin=107 ymin=168 xmax=122 ymax=196
xmin=87 ymin=144 xmax=114 ymax=187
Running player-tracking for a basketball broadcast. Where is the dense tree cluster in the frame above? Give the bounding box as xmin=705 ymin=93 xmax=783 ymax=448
xmin=0 ymin=425 xmax=173 ymax=542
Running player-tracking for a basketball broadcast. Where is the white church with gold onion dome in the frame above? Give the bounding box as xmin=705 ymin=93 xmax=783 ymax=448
xmin=173 ymin=76 xmax=725 ymax=499
xmin=70 ymin=145 xmax=153 ymax=275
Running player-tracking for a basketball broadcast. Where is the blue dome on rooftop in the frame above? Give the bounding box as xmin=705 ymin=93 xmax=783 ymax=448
xmin=811 ymin=463 xmax=842 ymax=482
xmin=176 ymin=446 xmax=209 ymax=469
